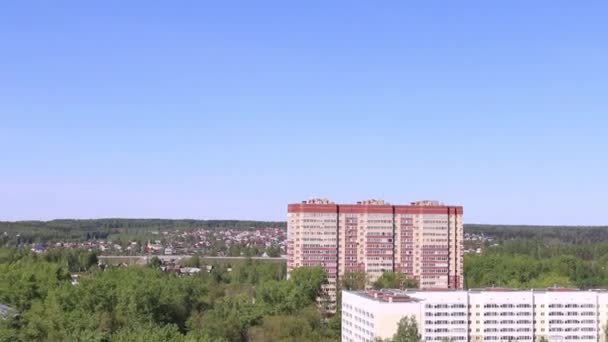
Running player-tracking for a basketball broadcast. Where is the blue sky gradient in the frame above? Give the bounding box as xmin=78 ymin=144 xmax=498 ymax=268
xmin=1 ymin=1 xmax=607 ymax=224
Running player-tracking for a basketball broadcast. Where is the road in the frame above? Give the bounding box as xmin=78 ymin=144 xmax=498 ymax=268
xmin=98 ymin=255 xmax=286 ymax=265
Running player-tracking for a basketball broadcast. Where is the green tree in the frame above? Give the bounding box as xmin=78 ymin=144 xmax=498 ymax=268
xmin=248 ymin=314 xmax=314 ymax=342
xmin=289 ymin=267 xmax=328 ymax=301
xmin=181 ymin=255 xmax=201 ymax=268
xmin=373 ymin=272 xmax=417 ymax=290
xmin=527 ymin=273 xmax=573 ymax=288
xmin=110 ymin=323 xmax=184 ymax=342
xmin=198 ymin=294 xmax=262 ymax=342
xmin=256 ymin=280 xmax=310 ymax=314
xmin=248 ymin=306 xmax=335 ymax=342
xmin=391 ymin=316 xmax=421 ymax=342
xmin=341 ymin=271 xmax=367 ymax=290
xmin=63 ymin=330 xmax=106 ymax=342
xmin=265 ymin=245 xmax=281 ymax=258
xmin=148 ymin=256 xmax=162 ymax=269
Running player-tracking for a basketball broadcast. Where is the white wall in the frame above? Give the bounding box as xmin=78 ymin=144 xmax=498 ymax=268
xmin=342 ymin=290 xmax=608 ymax=342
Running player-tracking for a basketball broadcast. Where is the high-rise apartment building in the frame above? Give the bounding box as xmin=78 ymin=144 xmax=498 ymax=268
xmin=286 ymin=198 xmax=463 ymax=299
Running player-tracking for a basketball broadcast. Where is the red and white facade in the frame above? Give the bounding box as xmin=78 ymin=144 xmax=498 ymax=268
xmin=287 ymin=198 xmax=463 ymax=299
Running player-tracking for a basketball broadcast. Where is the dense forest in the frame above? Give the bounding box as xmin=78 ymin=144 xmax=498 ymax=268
xmin=0 ymin=249 xmax=339 ymax=342
xmin=465 ymin=224 xmax=608 ymax=289
xmin=466 ymin=224 xmax=608 ymax=244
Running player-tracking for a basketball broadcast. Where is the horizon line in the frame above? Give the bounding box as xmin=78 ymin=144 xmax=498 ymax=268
xmin=1 ymin=218 xmax=607 ymax=228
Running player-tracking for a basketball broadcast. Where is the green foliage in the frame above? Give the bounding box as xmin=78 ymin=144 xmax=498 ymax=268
xmin=248 ymin=314 xmax=314 ymax=342
xmin=0 ymin=249 xmax=332 ymax=342
xmin=465 ymin=225 xmax=608 ymax=290
xmin=265 ymin=245 xmax=281 ymax=257
xmin=391 ymin=316 xmax=421 ymax=342
xmin=149 ymin=256 xmax=162 ymax=269
xmin=197 ymin=294 xmax=261 ymax=342
xmin=193 ymin=267 xmax=330 ymax=342
xmin=341 ymin=271 xmax=367 ymax=290
xmin=0 ymin=255 xmax=73 ymax=311
xmin=290 ymin=266 xmax=328 ymax=301
xmin=465 ymin=249 xmax=608 ymax=289
xmin=42 ymin=249 xmax=99 ymax=272
xmin=467 ymin=224 xmax=608 ymax=245
xmin=526 ymin=273 xmax=573 ymax=289
xmin=256 ymin=280 xmax=309 ymax=314
xmin=180 ymin=255 xmax=201 ymax=268
xmin=228 ymin=258 xmax=286 ymax=284
xmin=248 ymin=306 xmax=337 ymax=342
xmin=373 ymin=272 xmax=417 ymax=290
xmin=110 ymin=323 xmax=184 ymax=342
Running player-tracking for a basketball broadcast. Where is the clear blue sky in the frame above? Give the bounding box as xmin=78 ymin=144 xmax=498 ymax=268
xmin=1 ymin=1 xmax=607 ymax=224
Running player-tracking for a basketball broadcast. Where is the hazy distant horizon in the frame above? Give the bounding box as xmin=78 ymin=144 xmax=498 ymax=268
xmin=2 ymin=1 xmax=607 ymax=225
xmin=1 ymin=217 xmax=607 ymax=228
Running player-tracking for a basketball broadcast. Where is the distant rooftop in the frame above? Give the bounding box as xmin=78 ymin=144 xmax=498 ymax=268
xmin=410 ymin=200 xmax=444 ymax=206
xmin=299 ymin=199 xmax=449 ymax=206
xmin=356 ymin=199 xmax=388 ymax=205
xmin=0 ymin=304 xmax=18 ymax=319
xmin=302 ymin=198 xmax=334 ymax=204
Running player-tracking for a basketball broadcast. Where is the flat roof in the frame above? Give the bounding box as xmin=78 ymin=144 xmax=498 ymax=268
xmin=351 ymin=290 xmax=421 ymax=303
xmin=346 ymin=287 xmax=608 ymax=302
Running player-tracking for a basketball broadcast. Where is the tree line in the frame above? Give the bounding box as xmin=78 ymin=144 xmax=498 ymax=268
xmin=466 ymin=240 xmax=608 ymax=289
xmin=467 ymin=224 xmax=608 ymax=244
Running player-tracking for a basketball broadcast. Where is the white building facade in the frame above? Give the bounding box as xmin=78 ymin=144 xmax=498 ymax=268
xmin=342 ymin=289 xmax=608 ymax=342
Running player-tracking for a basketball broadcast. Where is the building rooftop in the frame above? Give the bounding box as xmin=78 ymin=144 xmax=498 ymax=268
xmin=301 ymin=198 xmax=334 ymax=204
xmin=349 ymin=287 xmax=608 ymax=302
xmin=410 ymin=200 xmax=444 ymax=206
xmin=353 ymin=289 xmax=421 ymax=303
xmin=356 ymin=199 xmax=389 ymax=205
xmin=291 ymin=198 xmax=461 ymax=208
xmin=0 ymin=304 xmax=18 ymax=319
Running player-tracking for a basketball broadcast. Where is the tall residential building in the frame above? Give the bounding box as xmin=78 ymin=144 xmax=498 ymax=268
xmin=286 ymin=198 xmax=464 ymax=298
xmin=342 ymin=288 xmax=608 ymax=342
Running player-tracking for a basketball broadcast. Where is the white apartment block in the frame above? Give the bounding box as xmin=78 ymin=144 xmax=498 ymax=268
xmin=342 ymin=288 xmax=608 ymax=342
